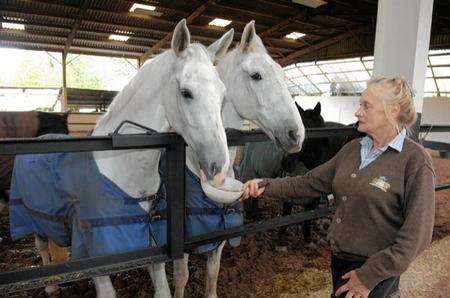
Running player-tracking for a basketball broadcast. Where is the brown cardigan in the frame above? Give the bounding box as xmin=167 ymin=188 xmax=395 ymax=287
xmin=262 ymin=138 xmax=435 ymax=290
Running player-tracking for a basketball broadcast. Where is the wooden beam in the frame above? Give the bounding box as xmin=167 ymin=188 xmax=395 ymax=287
xmin=279 ymin=26 xmax=367 ymax=66
xmin=0 ymin=40 xmax=141 ymax=58
xmin=1 ymin=10 xmax=292 ymax=55
xmin=140 ymin=0 xmax=215 ymax=61
xmin=0 ymin=29 xmax=150 ymax=52
xmin=260 ymin=11 xmax=308 ymax=38
xmin=63 ymin=0 xmax=88 ymax=55
xmin=126 ymin=1 xmax=278 ymax=28
xmin=2 ymin=3 xmax=298 ymax=53
xmin=61 ymin=52 xmax=68 ymax=112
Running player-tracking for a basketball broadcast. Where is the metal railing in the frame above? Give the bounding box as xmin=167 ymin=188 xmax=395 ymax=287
xmin=0 ymin=126 xmax=448 ymax=293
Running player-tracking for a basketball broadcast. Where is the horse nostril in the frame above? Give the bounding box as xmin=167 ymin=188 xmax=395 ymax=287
xmin=288 ymin=129 xmax=298 ymax=142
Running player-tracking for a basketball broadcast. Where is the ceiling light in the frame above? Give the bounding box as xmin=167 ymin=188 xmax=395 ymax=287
xmin=209 ymin=18 xmax=232 ymax=27
xmin=129 ymin=3 xmax=156 ymax=12
xmin=4 ymin=17 xmax=25 ymax=22
xmin=1 ymin=22 xmax=25 ymax=30
xmin=109 ymin=34 xmax=130 ymax=42
xmin=292 ymin=0 xmax=327 ymax=8
xmin=285 ymin=32 xmax=306 ymax=40
xmin=115 ymin=29 xmax=133 ymax=35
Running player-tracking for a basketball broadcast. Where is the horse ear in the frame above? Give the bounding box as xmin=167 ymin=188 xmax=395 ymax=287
xmin=207 ymin=28 xmax=234 ymax=64
xmin=240 ymin=21 xmax=256 ymax=52
xmin=172 ymin=19 xmax=191 ymax=56
xmin=313 ymin=102 xmax=321 ymax=115
xmin=295 ymin=102 xmax=304 ymax=114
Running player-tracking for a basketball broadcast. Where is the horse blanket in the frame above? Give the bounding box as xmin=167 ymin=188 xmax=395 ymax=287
xmin=236 ymin=141 xmax=285 ymax=182
xmin=9 ymin=137 xmax=163 ymax=259
xmin=10 ymin=134 xmax=241 ymax=257
xmin=151 ymin=162 xmax=243 ymax=254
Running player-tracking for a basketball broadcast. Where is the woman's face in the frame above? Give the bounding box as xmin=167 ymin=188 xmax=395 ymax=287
xmin=355 ymin=85 xmax=393 ymax=135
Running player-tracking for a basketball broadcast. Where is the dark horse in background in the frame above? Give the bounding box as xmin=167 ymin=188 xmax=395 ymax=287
xmin=238 ymin=103 xmax=326 ymax=243
xmin=238 ymin=102 xmax=361 ymax=246
xmin=0 ymin=111 xmax=69 ymax=202
xmin=278 ymin=102 xmax=362 ymax=246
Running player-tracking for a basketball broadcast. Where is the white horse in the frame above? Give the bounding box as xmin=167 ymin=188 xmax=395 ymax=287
xmin=9 ymin=19 xmax=230 ymax=298
xmin=152 ymin=21 xmax=305 ymax=298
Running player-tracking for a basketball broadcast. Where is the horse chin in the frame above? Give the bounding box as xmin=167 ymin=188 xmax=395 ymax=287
xmin=287 ymin=144 xmax=302 ymax=154
xmin=212 ymin=171 xmax=226 ymax=187
xmin=199 ymin=169 xmax=225 ymax=187
xmin=272 ymin=135 xmax=302 ymax=154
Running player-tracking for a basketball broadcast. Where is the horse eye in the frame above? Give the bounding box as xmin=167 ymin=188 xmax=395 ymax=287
xmin=180 ymin=89 xmax=193 ymax=99
xmin=250 ymin=72 xmax=262 ymax=81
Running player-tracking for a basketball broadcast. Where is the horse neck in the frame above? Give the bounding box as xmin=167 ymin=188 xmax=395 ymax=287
xmin=91 ymin=52 xmax=172 ymax=198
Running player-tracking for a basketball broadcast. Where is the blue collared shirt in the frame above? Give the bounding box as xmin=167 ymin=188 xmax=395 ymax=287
xmin=359 ymin=129 xmax=406 ymax=170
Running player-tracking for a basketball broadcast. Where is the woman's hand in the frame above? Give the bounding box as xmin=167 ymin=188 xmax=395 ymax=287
xmin=242 ymin=179 xmax=265 ymax=199
xmin=335 ymin=270 xmax=370 ymax=298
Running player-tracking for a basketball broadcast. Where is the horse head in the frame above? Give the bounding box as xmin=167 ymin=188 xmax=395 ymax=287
xmin=163 ymin=19 xmax=229 ymax=185
xmin=295 ymin=102 xmax=325 ymax=128
xmin=213 ymin=21 xmax=305 ymax=153
xmin=282 ymin=102 xmax=328 ymax=172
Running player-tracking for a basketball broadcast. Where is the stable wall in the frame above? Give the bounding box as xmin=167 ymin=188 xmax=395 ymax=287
xmin=68 ymin=112 xmax=102 ymax=136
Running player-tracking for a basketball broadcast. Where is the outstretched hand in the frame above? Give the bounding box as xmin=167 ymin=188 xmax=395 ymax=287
xmin=242 ymin=178 xmax=266 ymax=199
xmin=335 ymin=270 xmax=370 ymax=298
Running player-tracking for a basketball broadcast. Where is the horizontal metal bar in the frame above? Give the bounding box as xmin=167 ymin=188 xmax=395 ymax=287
xmin=0 ymin=246 xmax=169 ymax=294
xmin=422 ymin=140 xmax=450 ymax=151
xmin=0 ymin=128 xmax=361 ymax=155
xmin=226 ymin=127 xmax=360 ymax=146
xmin=436 ymin=183 xmax=450 ymax=192
xmin=185 ymin=207 xmax=331 ymax=251
xmin=420 ymin=125 xmax=450 ymax=133
xmin=0 ymin=136 xmax=112 ymax=155
xmin=306 ymin=126 xmax=361 ymax=138
xmin=0 ymin=133 xmax=183 ymax=155
xmin=111 ymin=132 xmax=184 ymax=149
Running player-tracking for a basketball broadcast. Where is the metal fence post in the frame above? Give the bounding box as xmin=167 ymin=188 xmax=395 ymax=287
xmin=165 ymin=137 xmax=186 ymax=259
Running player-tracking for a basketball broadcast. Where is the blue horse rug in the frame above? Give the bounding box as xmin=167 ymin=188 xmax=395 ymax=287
xmin=151 ymin=164 xmax=243 ymax=254
xmin=9 ymin=137 xmax=164 ymax=260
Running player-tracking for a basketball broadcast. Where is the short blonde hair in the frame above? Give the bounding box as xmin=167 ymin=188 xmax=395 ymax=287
xmin=367 ymin=76 xmax=417 ymax=132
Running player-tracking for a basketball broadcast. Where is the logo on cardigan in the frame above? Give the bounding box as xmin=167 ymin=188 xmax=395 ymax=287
xmin=369 ymin=176 xmax=391 ymax=192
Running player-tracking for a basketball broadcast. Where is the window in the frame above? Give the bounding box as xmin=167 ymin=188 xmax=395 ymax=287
xmin=284 ymin=51 xmax=450 ymax=96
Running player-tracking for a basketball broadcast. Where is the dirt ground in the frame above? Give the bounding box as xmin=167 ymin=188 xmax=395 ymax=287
xmin=0 ymin=149 xmax=449 ymax=297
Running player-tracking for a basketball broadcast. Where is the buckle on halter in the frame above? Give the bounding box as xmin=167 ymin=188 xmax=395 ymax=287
xmin=149 ymin=210 xmax=163 ymax=221
xmin=224 ymin=206 xmax=240 ymax=215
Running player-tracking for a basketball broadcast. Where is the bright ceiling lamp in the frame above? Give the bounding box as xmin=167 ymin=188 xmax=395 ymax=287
xmin=285 ymin=32 xmax=306 ymax=40
xmin=109 ymin=34 xmax=130 ymax=42
xmin=115 ymin=29 xmax=133 ymax=35
xmin=1 ymin=22 xmax=25 ymax=30
xmin=209 ymin=18 xmax=232 ymax=27
xmin=129 ymin=3 xmax=156 ymax=12
xmin=292 ymin=0 xmax=327 ymax=8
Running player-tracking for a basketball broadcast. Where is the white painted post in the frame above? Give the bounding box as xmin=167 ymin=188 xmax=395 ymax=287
xmin=373 ymin=0 xmax=434 ymax=115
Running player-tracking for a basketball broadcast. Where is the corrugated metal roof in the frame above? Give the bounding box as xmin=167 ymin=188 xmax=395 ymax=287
xmin=0 ymin=0 xmax=448 ymax=63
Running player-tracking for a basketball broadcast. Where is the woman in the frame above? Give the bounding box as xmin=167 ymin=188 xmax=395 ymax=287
xmin=243 ymin=76 xmax=435 ymax=298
